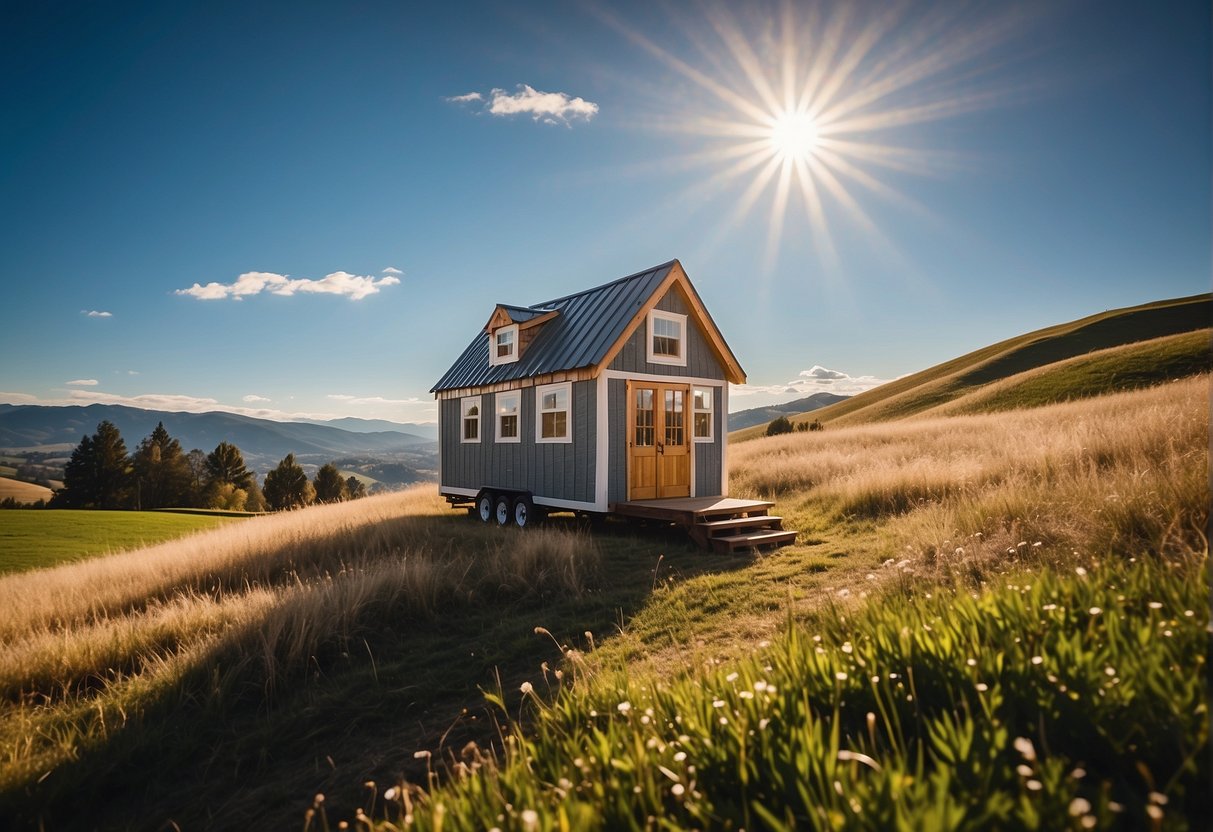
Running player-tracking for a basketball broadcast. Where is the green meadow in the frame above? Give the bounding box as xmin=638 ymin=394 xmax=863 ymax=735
xmin=0 ymin=510 xmax=244 ymax=574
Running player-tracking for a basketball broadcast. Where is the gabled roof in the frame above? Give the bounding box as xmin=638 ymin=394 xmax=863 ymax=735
xmin=431 ymin=260 xmax=744 ymax=393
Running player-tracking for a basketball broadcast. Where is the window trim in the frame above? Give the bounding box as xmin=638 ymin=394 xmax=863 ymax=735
xmin=488 ymin=324 xmax=520 ymax=366
xmin=534 ymin=382 xmax=573 ymax=444
xmin=646 ymin=309 xmax=688 ymax=367
xmin=495 ymin=390 xmax=521 ymax=444
xmin=692 ymin=386 xmax=714 ymax=443
xmin=460 ymin=395 xmax=481 ymax=444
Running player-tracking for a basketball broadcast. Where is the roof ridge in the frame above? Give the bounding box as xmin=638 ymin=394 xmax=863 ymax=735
xmin=531 ymin=259 xmax=677 ymax=309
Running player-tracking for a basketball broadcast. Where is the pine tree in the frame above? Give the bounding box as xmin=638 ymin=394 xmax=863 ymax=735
xmin=132 ymin=422 xmax=192 ymax=509
xmin=263 ymin=454 xmax=313 ymax=510
xmin=205 ymin=442 xmax=254 ymax=491
xmin=313 ymin=463 xmax=348 ymax=503
xmin=59 ymin=421 xmax=132 ymax=509
xmin=345 ymin=475 xmax=368 ymax=500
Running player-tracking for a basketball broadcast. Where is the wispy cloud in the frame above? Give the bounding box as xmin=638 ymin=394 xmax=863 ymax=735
xmin=82 ymin=310 xmax=112 ymax=318
xmin=65 ymin=379 xmax=99 ymax=387
xmin=176 ymin=270 xmax=400 ymax=302
xmin=327 ymin=394 xmax=422 ymax=406
xmin=449 ymin=84 xmax=599 ymax=126
xmin=242 ymin=394 xmax=271 ymax=403
xmin=382 ymin=266 xmax=403 ymax=275
xmin=0 ymin=392 xmax=39 ymax=404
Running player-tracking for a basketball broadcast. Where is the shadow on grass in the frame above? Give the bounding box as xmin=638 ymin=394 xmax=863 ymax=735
xmin=11 ymin=508 xmax=754 ymax=830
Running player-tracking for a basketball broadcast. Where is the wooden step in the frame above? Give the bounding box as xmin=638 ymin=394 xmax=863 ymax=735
xmin=711 ymin=529 xmax=799 ymax=553
xmin=696 ymin=515 xmax=785 ymax=535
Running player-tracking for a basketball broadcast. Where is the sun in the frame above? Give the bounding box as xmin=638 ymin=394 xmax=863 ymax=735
xmin=768 ymin=110 xmax=821 ymax=164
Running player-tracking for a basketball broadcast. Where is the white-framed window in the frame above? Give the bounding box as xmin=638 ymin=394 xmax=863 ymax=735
xmin=461 ymin=396 xmax=481 ymax=443
xmin=489 ymin=324 xmax=519 ymax=366
xmin=646 ymin=309 xmax=687 ymax=366
xmin=693 ymin=386 xmax=714 ymax=442
xmin=496 ymin=391 xmax=521 ymax=443
xmin=535 ymin=382 xmax=572 ymax=443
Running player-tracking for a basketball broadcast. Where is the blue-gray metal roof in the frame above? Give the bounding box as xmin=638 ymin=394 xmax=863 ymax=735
xmin=432 ymin=261 xmax=676 ymax=393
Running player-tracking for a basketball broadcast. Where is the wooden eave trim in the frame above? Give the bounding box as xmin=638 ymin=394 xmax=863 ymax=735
xmin=594 ymin=260 xmax=747 ymax=385
xmin=435 ymin=367 xmax=596 ymax=400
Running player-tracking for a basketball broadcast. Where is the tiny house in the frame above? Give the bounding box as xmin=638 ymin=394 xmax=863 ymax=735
xmin=431 ymin=259 xmax=796 ymax=551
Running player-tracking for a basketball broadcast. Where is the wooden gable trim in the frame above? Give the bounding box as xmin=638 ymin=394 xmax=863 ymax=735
xmin=595 ymin=260 xmax=746 ymax=384
xmin=485 ymin=306 xmax=559 ymax=334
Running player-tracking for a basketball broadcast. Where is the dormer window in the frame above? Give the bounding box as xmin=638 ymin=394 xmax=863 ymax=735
xmin=489 ymin=324 xmax=519 ymax=366
xmin=646 ymin=309 xmax=687 ymax=366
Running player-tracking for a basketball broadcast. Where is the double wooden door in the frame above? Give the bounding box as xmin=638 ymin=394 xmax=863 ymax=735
xmin=627 ymin=381 xmax=690 ymax=500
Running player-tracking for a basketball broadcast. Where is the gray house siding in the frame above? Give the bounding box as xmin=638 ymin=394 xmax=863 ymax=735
xmin=440 ymin=380 xmax=597 ymax=504
xmin=694 ymin=385 xmax=724 ymax=497
xmin=607 ymin=288 xmax=727 ymax=379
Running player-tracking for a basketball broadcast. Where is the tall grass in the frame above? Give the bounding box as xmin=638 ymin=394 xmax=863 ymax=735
xmin=363 ymin=554 xmax=1208 ymax=831
xmin=729 ymin=376 xmax=1208 ymax=571
xmin=0 ymin=486 xmax=601 ymax=807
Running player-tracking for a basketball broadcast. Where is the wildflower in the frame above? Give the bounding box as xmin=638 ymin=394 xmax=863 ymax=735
xmin=1148 ymin=601 xmax=1162 ymax=609
xmin=1013 ymin=737 xmax=1037 ymax=761
xmin=521 ymin=809 xmax=539 ymax=830
xmin=1184 ymin=609 xmax=1195 ymax=617
xmin=1104 ymin=666 xmax=1116 ymax=676
xmin=384 ymin=787 xmax=398 ymax=802
xmin=1016 ymin=764 xmax=1033 ymax=777
xmin=672 ymin=783 xmax=685 ymax=797
xmin=519 ymin=681 xmax=534 ymax=694
xmin=976 ymin=683 xmax=988 ymax=692
xmin=754 ymin=680 xmax=769 ymax=692
xmin=966 ymin=658 xmax=976 ymax=667
xmin=1075 ymin=566 xmax=1087 ymax=577
xmin=617 ymin=702 xmax=632 ymax=714
xmin=870 ymin=675 xmax=880 ymax=684
xmin=842 ymin=642 xmax=853 ymax=654
xmin=1031 ymin=656 xmax=1043 ymax=666
xmin=1069 ymin=798 xmax=1091 ymax=816
xmin=739 ymin=690 xmax=754 ymax=699
xmin=1043 ymin=604 xmax=1057 ymax=611
xmin=1149 ymin=792 xmax=1169 ymax=805
xmin=759 ymin=718 xmax=770 ymax=730
xmin=1088 ymin=607 xmax=1102 ymax=616
xmin=1027 ymin=779 xmax=1042 ymax=791
xmin=674 ymin=751 xmax=687 ymax=762
xmin=1071 ymin=768 xmax=1086 ymax=779
xmin=712 ymin=699 xmax=725 ymax=709
xmin=1146 ymin=806 xmax=1163 ymax=820
xmin=726 ymin=672 xmax=739 ymax=682
xmin=836 ymin=672 xmax=848 ymax=681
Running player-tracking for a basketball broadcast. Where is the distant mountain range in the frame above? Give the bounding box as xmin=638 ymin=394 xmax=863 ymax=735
xmin=294 ymin=416 xmax=437 ymax=440
xmin=727 ymin=392 xmax=850 ymax=431
xmin=0 ymin=404 xmax=434 ymax=466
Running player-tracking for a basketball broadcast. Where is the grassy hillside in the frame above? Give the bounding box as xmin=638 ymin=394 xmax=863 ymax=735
xmin=0 ymin=376 xmax=1206 ymax=829
xmin=733 ymin=293 xmax=1210 ymax=439
xmin=0 ymin=477 xmax=52 ymax=505
xmin=0 ymin=510 xmax=243 ymax=575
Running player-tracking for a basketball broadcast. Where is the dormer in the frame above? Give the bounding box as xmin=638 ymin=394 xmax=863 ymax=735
xmin=485 ymin=304 xmax=559 ymax=367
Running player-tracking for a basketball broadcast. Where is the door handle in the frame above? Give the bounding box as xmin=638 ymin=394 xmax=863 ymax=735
xmin=657 ymin=442 xmax=664 ymax=455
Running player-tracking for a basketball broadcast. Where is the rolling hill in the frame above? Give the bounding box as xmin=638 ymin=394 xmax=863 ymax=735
xmin=733 ymin=292 xmax=1211 ymax=439
xmin=0 ymin=404 xmax=433 ymax=463
xmin=726 ymin=392 xmax=849 ymax=431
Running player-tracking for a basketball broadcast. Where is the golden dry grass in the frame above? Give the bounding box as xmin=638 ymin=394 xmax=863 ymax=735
xmin=0 ymin=477 xmax=52 ymax=503
xmin=730 ymin=375 xmax=1208 ymax=574
xmin=0 ymin=485 xmax=601 ymax=798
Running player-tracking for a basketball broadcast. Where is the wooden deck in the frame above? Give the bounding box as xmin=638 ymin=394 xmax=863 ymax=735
xmin=612 ymin=497 xmax=797 ymax=553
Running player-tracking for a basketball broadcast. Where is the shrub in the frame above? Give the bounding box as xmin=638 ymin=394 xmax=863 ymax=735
xmin=765 ymin=415 xmax=794 ymax=436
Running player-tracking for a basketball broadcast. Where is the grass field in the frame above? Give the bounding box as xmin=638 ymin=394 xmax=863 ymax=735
xmin=0 ymin=510 xmax=244 ymax=575
xmin=0 ymin=478 xmax=52 ymax=505
xmin=0 ymin=374 xmax=1205 ymax=829
xmin=732 ymin=293 xmax=1210 ymax=440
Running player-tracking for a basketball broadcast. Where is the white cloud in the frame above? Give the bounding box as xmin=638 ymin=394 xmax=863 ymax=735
xmin=382 ymin=266 xmax=403 ymax=275
xmin=242 ymin=394 xmax=271 ymax=403
xmin=82 ymin=310 xmax=112 ymax=318
xmin=730 ymin=364 xmax=894 ymax=408
xmin=450 ymin=84 xmax=599 ymax=126
xmin=65 ymin=379 xmax=99 ymax=386
xmin=176 ymin=270 xmax=401 ymax=302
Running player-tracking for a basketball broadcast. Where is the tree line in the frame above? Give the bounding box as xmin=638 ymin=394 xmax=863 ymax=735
xmin=50 ymin=420 xmax=369 ymax=512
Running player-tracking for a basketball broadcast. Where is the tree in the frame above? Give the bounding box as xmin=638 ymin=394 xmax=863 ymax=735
xmin=345 ymin=475 xmax=368 ymax=500
xmin=263 ymin=454 xmax=313 ymax=510
xmin=765 ymin=415 xmax=794 ymax=437
xmin=58 ymin=421 xmax=132 ymax=509
xmin=313 ymin=463 xmax=347 ymax=503
xmin=132 ymin=422 xmax=193 ymax=509
xmin=185 ymin=449 xmax=209 ymax=506
xmin=205 ymin=442 xmax=254 ymax=491
xmin=243 ymin=476 xmax=267 ymax=513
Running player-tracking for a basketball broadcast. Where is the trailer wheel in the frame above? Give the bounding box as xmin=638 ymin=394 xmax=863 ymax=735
xmin=512 ymin=495 xmax=536 ymax=528
xmin=494 ymin=494 xmax=513 ymax=526
xmin=475 ymin=490 xmax=494 ymax=523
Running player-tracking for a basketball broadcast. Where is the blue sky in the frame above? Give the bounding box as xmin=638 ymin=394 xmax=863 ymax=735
xmin=1 ymin=0 xmax=1207 ymax=424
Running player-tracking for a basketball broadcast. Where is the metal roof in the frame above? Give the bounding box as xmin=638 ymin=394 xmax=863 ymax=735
xmin=432 ymin=261 xmax=676 ymax=393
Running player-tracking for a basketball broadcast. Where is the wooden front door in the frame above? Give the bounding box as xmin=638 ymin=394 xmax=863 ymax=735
xmin=627 ymin=381 xmax=691 ymax=500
